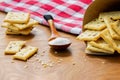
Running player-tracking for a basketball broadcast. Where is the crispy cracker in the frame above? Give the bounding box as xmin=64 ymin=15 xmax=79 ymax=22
xmin=100 ymin=29 xmax=117 ymax=49
xmin=13 ymin=19 xmax=38 ymax=30
xmin=5 ymin=41 xmax=26 ymax=55
xmin=13 ymin=46 xmax=38 ymax=61
xmin=86 ymin=42 xmax=114 ymax=54
xmin=77 ymin=30 xmax=101 ymax=41
xmin=89 ymin=39 xmax=114 ymax=53
xmin=113 ymin=40 xmax=120 ymax=54
xmin=6 ymin=27 xmax=33 ymax=35
xmin=84 ymin=19 xmax=106 ymax=31
xmin=103 ymin=17 xmax=120 ymax=40
xmin=2 ymin=22 xmax=19 ymax=31
xmin=111 ymin=20 xmax=120 ymax=36
xmin=4 ymin=12 xmax=30 ymax=24
xmin=99 ymin=11 xmax=120 ymax=21
xmin=85 ymin=49 xmax=113 ymax=55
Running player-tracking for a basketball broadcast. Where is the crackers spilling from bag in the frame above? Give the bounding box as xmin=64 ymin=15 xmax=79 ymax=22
xmin=77 ymin=11 xmax=120 ymax=55
xmin=1 ymin=12 xmax=39 ymax=35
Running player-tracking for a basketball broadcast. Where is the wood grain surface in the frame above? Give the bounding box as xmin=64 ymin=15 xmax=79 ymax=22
xmin=1 ymin=12 xmax=120 ymax=80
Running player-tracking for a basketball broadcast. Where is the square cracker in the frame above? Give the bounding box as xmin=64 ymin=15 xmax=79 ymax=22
xmin=4 ymin=12 xmax=30 ymax=24
xmin=89 ymin=39 xmax=114 ymax=53
xmin=84 ymin=19 xmax=106 ymax=31
xmin=114 ymin=40 xmax=120 ymax=53
xmin=103 ymin=17 xmax=120 ymax=40
xmin=1 ymin=22 xmax=19 ymax=31
xmin=77 ymin=30 xmax=101 ymax=41
xmin=99 ymin=11 xmax=120 ymax=21
xmin=100 ymin=29 xmax=117 ymax=49
xmin=6 ymin=27 xmax=33 ymax=35
xmin=13 ymin=46 xmax=38 ymax=61
xmin=86 ymin=42 xmax=114 ymax=54
xmin=111 ymin=20 xmax=120 ymax=36
xmin=13 ymin=18 xmax=38 ymax=30
xmin=5 ymin=41 xmax=26 ymax=55
xmin=85 ymin=49 xmax=113 ymax=55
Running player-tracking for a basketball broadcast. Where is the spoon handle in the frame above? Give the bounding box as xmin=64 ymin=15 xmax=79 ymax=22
xmin=43 ymin=15 xmax=53 ymax=21
xmin=43 ymin=15 xmax=60 ymax=41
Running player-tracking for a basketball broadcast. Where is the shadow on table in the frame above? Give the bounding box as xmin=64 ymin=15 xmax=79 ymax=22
xmin=49 ymin=48 xmax=72 ymax=57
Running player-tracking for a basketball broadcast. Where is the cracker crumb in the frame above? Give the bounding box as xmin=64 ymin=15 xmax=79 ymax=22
xmin=35 ymin=58 xmax=39 ymax=61
xmin=40 ymin=54 xmax=44 ymax=56
xmin=11 ymin=61 xmax=14 ymax=63
xmin=42 ymin=64 xmax=48 ymax=68
xmin=72 ymin=62 xmax=76 ymax=65
xmin=57 ymin=60 xmax=61 ymax=63
xmin=49 ymin=63 xmax=53 ymax=67
xmin=38 ymin=59 xmax=42 ymax=63
xmin=101 ymin=61 xmax=105 ymax=64
xmin=59 ymin=58 xmax=63 ymax=61
xmin=55 ymin=51 xmax=58 ymax=54
xmin=24 ymin=65 xmax=28 ymax=68
xmin=42 ymin=51 xmax=45 ymax=53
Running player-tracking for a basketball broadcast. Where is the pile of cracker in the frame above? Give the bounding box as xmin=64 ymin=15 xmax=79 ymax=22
xmin=77 ymin=11 xmax=120 ymax=55
xmin=1 ymin=12 xmax=38 ymax=35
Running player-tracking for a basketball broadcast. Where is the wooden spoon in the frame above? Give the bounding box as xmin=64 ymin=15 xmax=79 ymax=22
xmin=43 ymin=15 xmax=71 ymax=50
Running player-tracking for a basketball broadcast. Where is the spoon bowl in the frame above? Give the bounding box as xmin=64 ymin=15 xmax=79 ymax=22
xmin=48 ymin=37 xmax=71 ymax=50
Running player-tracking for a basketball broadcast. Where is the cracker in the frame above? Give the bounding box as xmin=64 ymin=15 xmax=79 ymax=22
xmin=100 ymin=29 xmax=117 ymax=49
xmin=2 ymin=22 xmax=20 ymax=31
xmin=89 ymin=39 xmax=114 ymax=53
xmin=84 ymin=19 xmax=106 ymax=31
xmin=85 ymin=49 xmax=113 ymax=55
xmin=4 ymin=12 xmax=30 ymax=24
xmin=86 ymin=42 xmax=114 ymax=54
xmin=13 ymin=46 xmax=38 ymax=61
xmin=103 ymin=17 xmax=120 ymax=40
xmin=13 ymin=19 xmax=38 ymax=30
xmin=111 ymin=20 xmax=120 ymax=36
xmin=114 ymin=40 xmax=120 ymax=53
xmin=5 ymin=41 xmax=26 ymax=55
xmin=6 ymin=27 xmax=33 ymax=35
xmin=99 ymin=11 xmax=120 ymax=21
xmin=1 ymin=22 xmax=11 ymax=28
xmin=77 ymin=30 xmax=101 ymax=41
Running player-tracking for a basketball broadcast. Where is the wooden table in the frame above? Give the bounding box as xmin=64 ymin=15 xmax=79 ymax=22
xmin=1 ymin=12 xmax=120 ymax=80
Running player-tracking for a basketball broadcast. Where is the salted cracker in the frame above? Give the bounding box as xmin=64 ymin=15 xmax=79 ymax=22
xmin=77 ymin=30 xmax=101 ymax=41
xmin=100 ymin=29 xmax=117 ymax=49
xmin=4 ymin=12 xmax=30 ymax=24
xmin=103 ymin=17 xmax=120 ymax=40
xmin=13 ymin=18 xmax=38 ymax=30
xmin=99 ymin=11 xmax=120 ymax=21
xmin=5 ymin=41 xmax=26 ymax=55
xmin=84 ymin=19 xmax=106 ymax=31
xmin=13 ymin=46 xmax=38 ymax=61
xmin=89 ymin=39 xmax=114 ymax=53
xmin=6 ymin=27 xmax=33 ymax=35
xmin=111 ymin=20 xmax=120 ymax=36
xmin=86 ymin=42 xmax=114 ymax=54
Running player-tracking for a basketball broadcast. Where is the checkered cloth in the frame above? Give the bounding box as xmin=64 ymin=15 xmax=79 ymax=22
xmin=0 ymin=0 xmax=92 ymax=35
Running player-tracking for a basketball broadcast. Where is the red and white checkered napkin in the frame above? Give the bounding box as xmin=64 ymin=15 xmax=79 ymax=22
xmin=0 ymin=0 xmax=92 ymax=35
